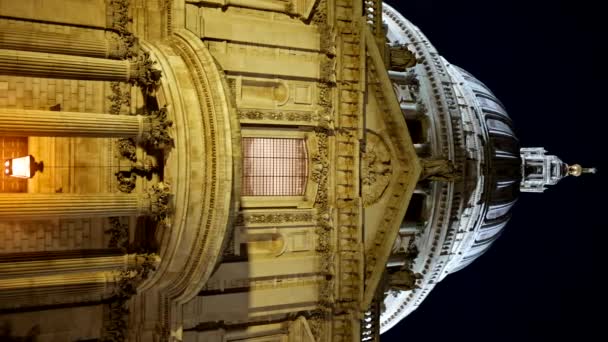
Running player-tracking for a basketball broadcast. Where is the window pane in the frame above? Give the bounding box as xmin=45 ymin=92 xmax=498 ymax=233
xmin=242 ymin=138 xmax=308 ymax=196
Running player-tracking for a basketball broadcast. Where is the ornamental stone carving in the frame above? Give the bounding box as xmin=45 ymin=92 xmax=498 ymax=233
xmin=116 ymin=171 xmax=136 ymax=193
xmin=419 ymin=158 xmax=460 ymax=182
xmin=362 ymin=131 xmax=393 ymax=206
xmin=238 ymin=109 xmax=313 ymax=122
xmin=388 ymin=44 xmax=417 ymax=72
xmin=149 ymin=182 xmax=171 ymax=220
xmin=141 ymin=106 xmax=173 ymax=149
xmin=130 ymin=52 xmax=162 ymax=92
xmin=237 ymin=212 xmax=314 ymax=225
xmin=386 ymin=266 xmax=422 ymax=292
xmin=108 ymin=82 xmax=131 ymax=114
xmin=117 ymin=138 xmax=137 ymax=161
xmin=106 ymin=217 xmax=129 ymax=251
xmin=107 ymin=0 xmax=131 ymax=34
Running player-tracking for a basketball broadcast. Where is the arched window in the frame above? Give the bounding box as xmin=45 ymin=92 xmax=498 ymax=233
xmin=242 ymin=137 xmax=308 ymax=196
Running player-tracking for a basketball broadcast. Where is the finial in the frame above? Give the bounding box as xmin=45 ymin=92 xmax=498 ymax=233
xmin=567 ymin=164 xmax=597 ymax=177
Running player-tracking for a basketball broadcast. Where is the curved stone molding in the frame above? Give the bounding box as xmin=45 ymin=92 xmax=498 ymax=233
xmin=132 ymin=28 xmax=241 ymax=338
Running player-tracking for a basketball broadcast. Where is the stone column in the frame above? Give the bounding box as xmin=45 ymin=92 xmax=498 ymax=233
xmin=0 ymin=108 xmax=171 ymax=147
xmin=0 ymin=28 xmax=135 ymax=60
xmin=0 ymin=185 xmax=169 ymax=220
xmin=0 ymin=49 xmax=160 ymax=87
xmin=0 ymin=271 xmax=117 ymax=309
xmin=0 ymin=254 xmax=141 ymax=280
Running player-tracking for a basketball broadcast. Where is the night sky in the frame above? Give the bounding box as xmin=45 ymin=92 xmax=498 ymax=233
xmin=382 ymin=1 xmax=605 ymax=341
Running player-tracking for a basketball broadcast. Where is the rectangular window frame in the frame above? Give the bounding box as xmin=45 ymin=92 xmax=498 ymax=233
xmin=240 ymin=128 xmax=319 ymax=209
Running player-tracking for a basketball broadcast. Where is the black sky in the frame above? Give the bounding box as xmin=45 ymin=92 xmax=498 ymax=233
xmin=382 ymin=1 xmax=606 ymax=341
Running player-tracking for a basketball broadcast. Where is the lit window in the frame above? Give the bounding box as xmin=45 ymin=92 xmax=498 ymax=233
xmin=242 ymin=138 xmax=308 ymax=196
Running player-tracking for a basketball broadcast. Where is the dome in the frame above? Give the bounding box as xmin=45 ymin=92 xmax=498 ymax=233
xmin=378 ymin=3 xmax=521 ymax=333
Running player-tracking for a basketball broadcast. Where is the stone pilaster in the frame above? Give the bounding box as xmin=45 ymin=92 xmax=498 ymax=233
xmin=0 ymin=28 xmax=136 ymax=59
xmin=0 ymin=184 xmax=170 ymax=220
xmin=0 ymin=108 xmax=172 ymax=147
xmin=0 ymin=49 xmax=160 ymax=88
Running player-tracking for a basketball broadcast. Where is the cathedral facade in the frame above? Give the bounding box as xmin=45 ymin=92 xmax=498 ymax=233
xmin=0 ymin=1 xmax=591 ymax=341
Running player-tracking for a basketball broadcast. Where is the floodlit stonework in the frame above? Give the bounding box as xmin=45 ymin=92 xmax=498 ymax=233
xmin=0 ymin=1 xmax=593 ymax=341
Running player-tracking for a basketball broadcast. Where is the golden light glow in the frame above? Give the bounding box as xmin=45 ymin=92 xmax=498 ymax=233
xmin=8 ymin=156 xmax=32 ymax=178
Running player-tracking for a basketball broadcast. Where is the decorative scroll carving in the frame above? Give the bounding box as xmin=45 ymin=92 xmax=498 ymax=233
xmin=238 ymin=109 xmax=313 ymax=122
xmin=388 ymin=44 xmax=417 ymax=72
xmin=101 ymin=254 xmax=158 ymax=342
xmin=237 ymin=212 xmax=314 ymax=225
xmin=362 ymin=132 xmax=393 ymax=206
xmin=117 ymin=138 xmax=137 ymax=161
xmin=141 ymin=106 xmax=173 ymax=149
xmin=106 ymin=217 xmax=130 ymax=251
xmin=108 ymin=82 xmax=131 ymax=114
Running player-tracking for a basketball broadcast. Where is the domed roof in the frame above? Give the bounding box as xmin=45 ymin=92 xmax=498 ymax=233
xmin=447 ymin=65 xmax=521 ymax=272
xmin=379 ymin=3 xmax=522 ymax=333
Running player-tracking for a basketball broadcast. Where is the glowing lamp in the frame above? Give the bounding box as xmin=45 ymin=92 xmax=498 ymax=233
xmin=3 ymin=155 xmax=43 ymax=179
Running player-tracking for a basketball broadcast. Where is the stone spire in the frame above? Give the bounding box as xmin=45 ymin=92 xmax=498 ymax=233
xmin=520 ymin=147 xmax=595 ymax=193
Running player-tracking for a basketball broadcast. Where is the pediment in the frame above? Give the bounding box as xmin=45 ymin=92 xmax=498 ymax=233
xmin=360 ymin=25 xmax=422 ymax=309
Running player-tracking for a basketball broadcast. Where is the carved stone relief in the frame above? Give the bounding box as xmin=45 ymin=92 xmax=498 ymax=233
xmin=362 ymin=131 xmax=393 ymax=206
xmin=106 ymin=217 xmax=130 ymax=251
xmin=238 ymin=109 xmax=313 ymax=122
xmin=237 ymin=212 xmax=315 ymax=225
xmin=108 ymin=82 xmax=131 ymax=115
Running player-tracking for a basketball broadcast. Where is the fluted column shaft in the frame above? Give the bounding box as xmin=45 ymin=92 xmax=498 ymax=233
xmin=0 ymin=254 xmax=139 ymax=280
xmin=0 ymin=28 xmax=131 ymax=59
xmin=0 ymin=271 xmax=117 ymax=309
xmin=0 ymin=108 xmax=148 ymax=139
xmin=0 ymin=193 xmax=153 ymax=220
xmin=0 ymin=49 xmax=147 ymax=82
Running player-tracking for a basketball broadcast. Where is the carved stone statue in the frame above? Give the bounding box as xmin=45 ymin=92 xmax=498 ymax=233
xmin=389 ymin=44 xmax=417 ymax=72
xmin=420 ymin=158 xmax=461 ymax=182
xmin=387 ymin=267 xmax=423 ymax=292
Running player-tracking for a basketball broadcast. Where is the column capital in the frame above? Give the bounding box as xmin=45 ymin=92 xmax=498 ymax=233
xmin=141 ymin=107 xmax=174 ymax=149
xmin=142 ymin=182 xmax=171 ymax=219
xmin=129 ymin=52 xmax=162 ymax=92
